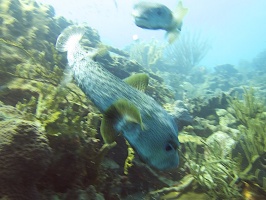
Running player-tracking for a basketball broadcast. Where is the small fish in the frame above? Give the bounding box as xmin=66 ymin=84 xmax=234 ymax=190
xmin=132 ymin=1 xmax=188 ymax=43
xmin=56 ymin=25 xmax=180 ymax=170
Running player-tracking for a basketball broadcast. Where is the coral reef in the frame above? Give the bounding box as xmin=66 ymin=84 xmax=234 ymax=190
xmin=182 ymin=137 xmax=242 ymax=199
xmin=0 ymin=102 xmax=52 ymax=200
xmin=148 ymin=174 xmax=195 ymax=199
xmin=229 ymin=88 xmax=266 ymax=190
xmin=1 ymin=0 xmax=266 ymax=199
xmin=252 ymin=48 xmax=266 ymax=73
xmin=0 ymin=0 xmax=180 ymax=199
xmin=164 ymin=100 xmax=193 ymax=130
xmin=163 ymin=31 xmax=211 ymax=74
xmin=214 ymin=64 xmax=239 ymax=76
xmin=228 ymin=87 xmax=265 ymax=126
xmin=126 ymin=39 xmax=165 ymax=71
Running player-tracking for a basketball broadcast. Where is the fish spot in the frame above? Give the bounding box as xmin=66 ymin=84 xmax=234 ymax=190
xmin=156 ymin=9 xmax=163 ymax=16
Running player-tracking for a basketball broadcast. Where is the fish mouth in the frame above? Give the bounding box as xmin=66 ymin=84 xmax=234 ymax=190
xmin=131 ymin=9 xmax=140 ymax=17
xmin=134 ymin=16 xmax=148 ymax=21
xmin=132 ymin=9 xmax=148 ymax=20
xmin=133 ymin=16 xmax=149 ymax=28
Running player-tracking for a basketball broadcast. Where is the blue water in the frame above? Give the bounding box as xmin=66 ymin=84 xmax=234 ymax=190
xmin=37 ymin=0 xmax=266 ymax=68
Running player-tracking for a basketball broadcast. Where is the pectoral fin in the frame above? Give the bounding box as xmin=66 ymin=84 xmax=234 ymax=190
xmin=100 ymin=99 xmax=143 ymax=144
xmin=124 ymin=73 xmax=149 ymax=92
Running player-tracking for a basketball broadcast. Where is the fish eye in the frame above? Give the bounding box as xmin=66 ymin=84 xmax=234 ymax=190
xmin=156 ymin=9 xmax=163 ymax=16
xmin=165 ymin=143 xmax=174 ymax=152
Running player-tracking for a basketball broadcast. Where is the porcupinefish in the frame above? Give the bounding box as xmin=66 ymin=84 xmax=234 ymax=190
xmin=132 ymin=1 xmax=188 ymax=43
xmin=55 ymin=25 xmax=180 ymax=170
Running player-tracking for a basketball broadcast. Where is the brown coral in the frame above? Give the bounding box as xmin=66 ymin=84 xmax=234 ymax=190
xmin=0 ymin=105 xmax=52 ymax=200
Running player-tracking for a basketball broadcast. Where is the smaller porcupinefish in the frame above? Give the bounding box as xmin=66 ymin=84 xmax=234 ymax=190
xmin=55 ymin=25 xmax=180 ymax=170
xmin=132 ymin=1 xmax=188 ymax=43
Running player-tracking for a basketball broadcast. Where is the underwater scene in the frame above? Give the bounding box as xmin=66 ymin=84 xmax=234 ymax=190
xmin=0 ymin=0 xmax=266 ymax=199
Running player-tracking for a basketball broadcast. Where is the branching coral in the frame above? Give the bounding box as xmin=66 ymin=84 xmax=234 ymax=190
xmin=126 ymin=39 xmax=165 ymax=70
xmin=182 ymin=140 xmax=242 ymax=199
xmin=228 ymin=87 xmax=265 ymax=126
xmin=163 ymin=31 xmax=210 ymax=74
xmin=148 ymin=174 xmax=195 ymax=199
xmin=228 ymin=88 xmax=266 ymax=190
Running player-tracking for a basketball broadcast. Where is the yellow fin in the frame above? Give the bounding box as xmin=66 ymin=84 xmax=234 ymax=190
xmin=96 ymin=43 xmax=109 ymax=57
xmin=115 ymin=99 xmax=143 ymax=130
xmin=124 ymin=73 xmax=149 ymax=92
xmin=166 ymin=29 xmax=181 ymax=44
xmin=91 ymin=43 xmax=109 ymax=60
xmin=100 ymin=99 xmax=143 ymax=144
xmin=167 ymin=1 xmax=188 ymax=44
xmin=100 ymin=113 xmax=118 ymax=144
xmin=174 ymin=1 xmax=188 ymax=24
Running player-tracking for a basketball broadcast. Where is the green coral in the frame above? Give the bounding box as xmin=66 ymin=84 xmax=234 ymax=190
xmin=228 ymin=88 xmax=266 ymax=190
xmin=228 ymin=87 xmax=265 ymax=126
xmin=182 ymin=140 xmax=242 ymax=199
xmin=0 ymin=36 xmax=99 ymax=138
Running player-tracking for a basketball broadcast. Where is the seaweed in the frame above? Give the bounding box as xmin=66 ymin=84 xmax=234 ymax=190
xmin=228 ymin=87 xmax=265 ymax=126
xmin=182 ymin=140 xmax=242 ymax=199
xmin=228 ymin=88 xmax=266 ymax=190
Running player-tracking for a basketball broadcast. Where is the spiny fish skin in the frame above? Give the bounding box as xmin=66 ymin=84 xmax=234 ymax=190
xmin=56 ymin=25 xmax=179 ymax=170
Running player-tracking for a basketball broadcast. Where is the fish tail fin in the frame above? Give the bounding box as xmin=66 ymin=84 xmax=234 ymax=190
xmin=55 ymin=25 xmax=86 ymax=52
xmin=174 ymin=1 xmax=188 ymax=25
xmin=167 ymin=1 xmax=188 ymax=43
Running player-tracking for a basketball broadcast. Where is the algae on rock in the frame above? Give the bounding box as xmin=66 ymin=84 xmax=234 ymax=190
xmin=0 ymin=103 xmax=52 ymax=200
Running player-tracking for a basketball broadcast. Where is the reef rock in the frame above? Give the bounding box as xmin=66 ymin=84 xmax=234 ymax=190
xmin=206 ymin=131 xmax=236 ymax=157
xmin=0 ymin=104 xmax=52 ymax=200
xmin=192 ymin=117 xmax=218 ymax=138
xmin=188 ymin=92 xmax=228 ymax=118
xmin=164 ymin=100 xmax=193 ymax=130
xmin=214 ymin=64 xmax=239 ymax=76
xmin=63 ymin=185 xmax=105 ymax=200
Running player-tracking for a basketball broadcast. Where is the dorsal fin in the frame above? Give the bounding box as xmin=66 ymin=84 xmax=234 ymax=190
xmin=91 ymin=43 xmax=109 ymax=61
xmin=124 ymin=73 xmax=149 ymax=92
xmin=100 ymin=99 xmax=143 ymax=144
